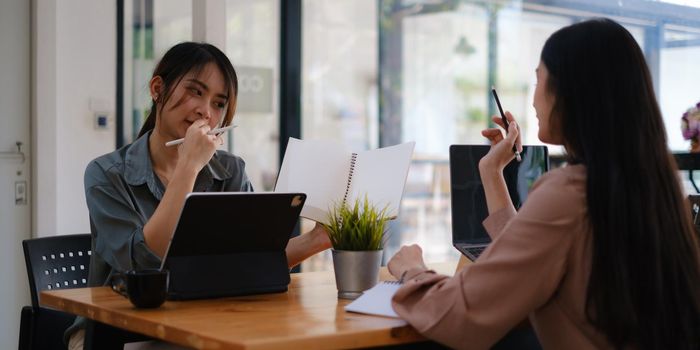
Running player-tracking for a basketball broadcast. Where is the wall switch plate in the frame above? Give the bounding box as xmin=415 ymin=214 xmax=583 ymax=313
xmin=15 ymin=181 xmax=27 ymax=205
xmin=94 ymin=112 xmax=111 ymax=130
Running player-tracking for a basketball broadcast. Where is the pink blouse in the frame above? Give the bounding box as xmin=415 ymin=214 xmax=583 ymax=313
xmin=392 ymin=164 xmax=614 ymax=349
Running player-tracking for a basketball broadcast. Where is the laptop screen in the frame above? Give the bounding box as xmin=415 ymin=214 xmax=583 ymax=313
xmin=449 ymin=145 xmax=549 ymax=245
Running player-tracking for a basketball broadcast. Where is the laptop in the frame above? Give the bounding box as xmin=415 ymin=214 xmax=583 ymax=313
xmin=449 ymin=145 xmax=549 ymax=261
xmin=161 ymin=192 xmax=306 ymax=300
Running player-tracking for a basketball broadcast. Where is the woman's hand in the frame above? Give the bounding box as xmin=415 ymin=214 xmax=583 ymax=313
xmin=479 ymin=111 xmax=522 ymax=176
xmin=388 ymin=244 xmax=428 ymax=280
xmin=285 ymin=222 xmax=332 ymax=268
xmin=478 ymin=111 xmax=522 ymax=214
xmin=177 ymin=119 xmax=221 ymax=174
xmin=312 ymin=222 xmax=332 ymax=250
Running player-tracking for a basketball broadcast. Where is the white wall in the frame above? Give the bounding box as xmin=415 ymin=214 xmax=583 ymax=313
xmin=33 ymin=0 xmax=58 ymax=238
xmin=34 ymin=0 xmax=116 ymax=237
xmin=0 ymin=0 xmax=118 ymax=347
xmin=1 ymin=0 xmax=32 ymax=347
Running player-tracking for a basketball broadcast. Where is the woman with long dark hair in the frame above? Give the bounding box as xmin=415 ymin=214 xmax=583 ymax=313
xmin=387 ymin=18 xmax=700 ymax=349
xmin=66 ymin=42 xmax=331 ymax=349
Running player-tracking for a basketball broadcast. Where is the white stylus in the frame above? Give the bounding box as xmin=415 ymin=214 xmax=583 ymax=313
xmin=165 ymin=125 xmax=237 ymax=147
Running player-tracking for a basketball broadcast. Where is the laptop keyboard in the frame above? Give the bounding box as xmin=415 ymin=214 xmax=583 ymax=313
xmin=456 ymin=245 xmax=487 ymax=260
xmin=465 ymin=246 xmax=486 ymax=259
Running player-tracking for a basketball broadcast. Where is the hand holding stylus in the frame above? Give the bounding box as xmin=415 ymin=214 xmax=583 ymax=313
xmin=491 ymin=87 xmax=522 ymax=162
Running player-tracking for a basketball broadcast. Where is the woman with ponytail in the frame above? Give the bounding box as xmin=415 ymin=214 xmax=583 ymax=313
xmin=66 ymin=42 xmax=331 ymax=349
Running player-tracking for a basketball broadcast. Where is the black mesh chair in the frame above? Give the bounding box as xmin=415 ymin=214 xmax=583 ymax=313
xmin=81 ymin=218 xmax=151 ymax=350
xmin=19 ymin=234 xmax=92 ymax=350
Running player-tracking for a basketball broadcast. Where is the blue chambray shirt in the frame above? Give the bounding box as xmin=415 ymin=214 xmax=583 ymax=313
xmin=66 ymin=131 xmax=253 ymax=340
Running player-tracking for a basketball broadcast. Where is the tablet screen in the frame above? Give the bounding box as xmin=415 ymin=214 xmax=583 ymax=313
xmin=162 ymin=192 xmax=306 ymax=262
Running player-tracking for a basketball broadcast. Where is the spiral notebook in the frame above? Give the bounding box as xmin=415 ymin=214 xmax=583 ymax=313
xmin=344 ymin=281 xmax=403 ymax=318
xmin=274 ymin=138 xmax=415 ymax=224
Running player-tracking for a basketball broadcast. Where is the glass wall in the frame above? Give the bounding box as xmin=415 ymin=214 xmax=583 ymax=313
xmin=302 ymin=0 xmax=379 ymax=150
xmin=304 ymin=0 xmax=700 ymax=268
xmin=225 ymin=0 xmax=280 ymax=192
xmin=301 ymin=0 xmax=379 ymax=270
xmin=118 ymin=0 xmax=700 ymax=271
xmin=123 ymin=0 xmax=192 ymax=144
xmin=122 ymin=0 xmax=280 ymax=192
xmin=376 ymin=0 xmax=700 ymax=264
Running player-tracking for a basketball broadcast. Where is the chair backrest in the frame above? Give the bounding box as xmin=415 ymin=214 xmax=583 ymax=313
xmin=22 ymin=234 xmax=92 ymax=307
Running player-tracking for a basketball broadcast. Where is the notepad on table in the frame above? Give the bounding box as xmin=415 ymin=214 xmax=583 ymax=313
xmin=344 ymin=281 xmax=403 ymax=318
xmin=274 ymin=138 xmax=415 ymax=224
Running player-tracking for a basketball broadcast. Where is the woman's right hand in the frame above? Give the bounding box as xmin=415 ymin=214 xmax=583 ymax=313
xmin=479 ymin=111 xmax=522 ymax=176
xmin=176 ymin=119 xmax=221 ymax=174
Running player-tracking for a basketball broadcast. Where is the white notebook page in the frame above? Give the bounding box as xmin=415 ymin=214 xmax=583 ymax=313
xmin=349 ymin=141 xmax=415 ymax=218
xmin=275 ymin=138 xmax=352 ymax=222
xmin=344 ymin=281 xmax=404 ymax=319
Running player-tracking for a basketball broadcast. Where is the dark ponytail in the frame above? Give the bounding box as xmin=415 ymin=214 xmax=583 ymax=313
xmin=541 ymin=18 xmax=700 ymax=349
xmin=137 ymin=42 xmax=238 ymax=138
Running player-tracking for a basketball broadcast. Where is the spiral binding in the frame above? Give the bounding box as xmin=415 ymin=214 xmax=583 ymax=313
xmin=342 ymin=153 xmax=358 ymax=206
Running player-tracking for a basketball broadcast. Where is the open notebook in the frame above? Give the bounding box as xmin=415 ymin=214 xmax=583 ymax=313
xmin=275 ymin=138 xmax=415 ymax=224
xmin=344 ymin=281 xmax=403 ymax=318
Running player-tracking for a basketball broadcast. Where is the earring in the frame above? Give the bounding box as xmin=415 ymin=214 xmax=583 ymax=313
xmin=153 ymin=94 xmax=159 ymax=102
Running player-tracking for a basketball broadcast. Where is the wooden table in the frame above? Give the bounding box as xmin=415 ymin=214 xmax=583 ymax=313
xmin=41 ymin=262 xmax=460 ymax=349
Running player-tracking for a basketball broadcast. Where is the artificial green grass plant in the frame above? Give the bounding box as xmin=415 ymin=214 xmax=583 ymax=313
xmin=323 ymin=196 xmax=391 ymax=251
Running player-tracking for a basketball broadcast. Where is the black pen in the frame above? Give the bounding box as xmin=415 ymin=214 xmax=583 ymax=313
xmin=491 ymin=86 xmax=521 ymax=162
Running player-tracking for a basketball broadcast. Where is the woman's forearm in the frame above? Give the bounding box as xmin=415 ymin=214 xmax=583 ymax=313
xmin=285 ymin=225 xmax=332 ymax=268
xmin=479 ymin=167 xmax=516 ymax=215
xmin=143 ymin=165 xmax=198 ymax=258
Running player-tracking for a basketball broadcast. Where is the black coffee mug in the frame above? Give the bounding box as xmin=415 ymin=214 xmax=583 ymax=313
xmin=111 ymin=269 xmax=169 ymax=308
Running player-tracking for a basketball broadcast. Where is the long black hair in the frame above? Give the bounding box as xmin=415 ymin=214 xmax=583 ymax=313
xmin=137 ymin=42 xmax=238 ymax=138
xmin=541 ymin=18 xmax=700 ymax=349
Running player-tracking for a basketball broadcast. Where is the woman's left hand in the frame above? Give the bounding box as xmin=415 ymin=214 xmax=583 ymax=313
xmin=479 ymin=111 xmax=522 ymax=175
xmin=388 ymin=244 xmax=428 ymax=280
xmin=312 ymin=222 xmax=332 ymax=250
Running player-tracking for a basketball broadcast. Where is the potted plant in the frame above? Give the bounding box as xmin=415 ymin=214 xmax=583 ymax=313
xmin=324 ymin=196 xmax=391 ymax=299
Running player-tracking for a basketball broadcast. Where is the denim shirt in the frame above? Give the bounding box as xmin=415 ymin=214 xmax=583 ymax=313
xmin=66 ymin=131 xmax=253 ymax=341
